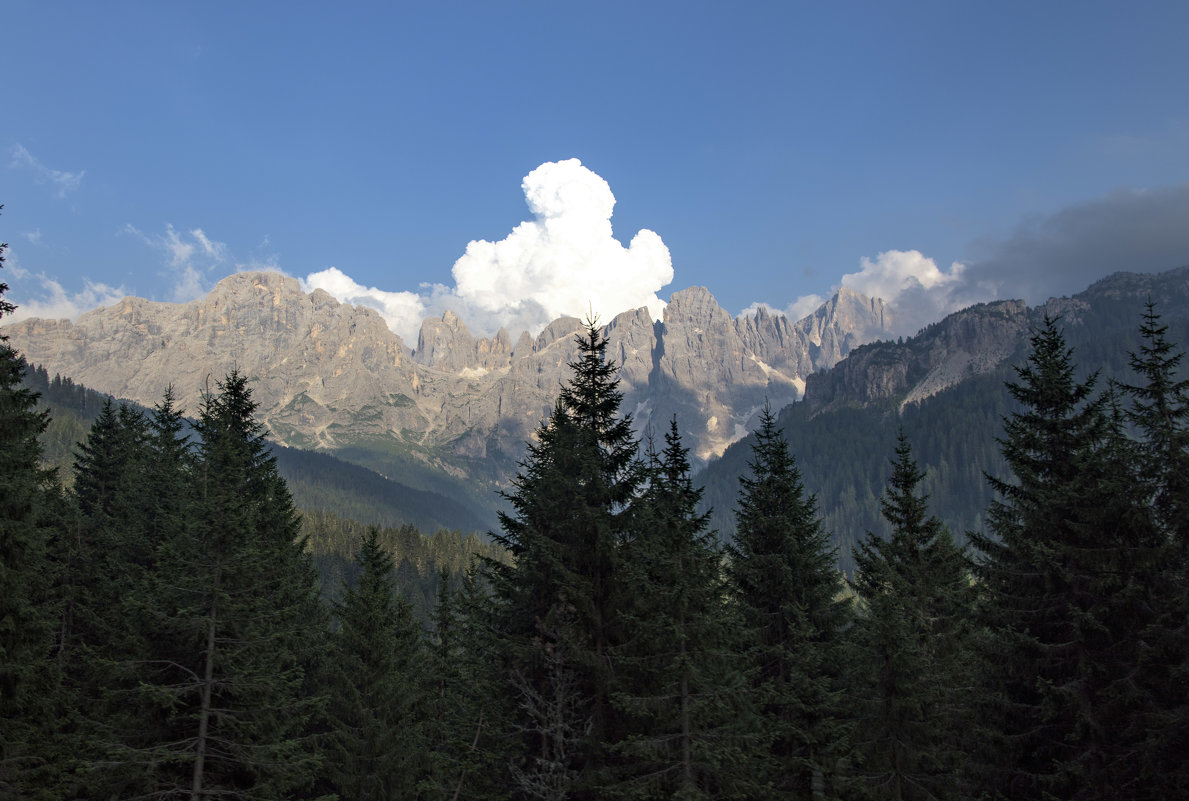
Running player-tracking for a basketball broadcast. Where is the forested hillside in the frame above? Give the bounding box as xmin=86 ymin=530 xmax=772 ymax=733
xmin=701 ymin=267 xmax=1189 ymax=571
xmin=18 ymin=362 xmax=503 ymax=620
xmin=5 ymin=227 xmax=1189 ymax=798
xmin=22 ymin=362 xmax=498 ymax=535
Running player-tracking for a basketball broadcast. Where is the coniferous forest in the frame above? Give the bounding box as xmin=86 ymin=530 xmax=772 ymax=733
xmin=3 ymin=241 xmax=1189 ymax=799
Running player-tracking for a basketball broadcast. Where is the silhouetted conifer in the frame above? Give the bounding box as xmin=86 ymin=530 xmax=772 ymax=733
xmin=848 ymin=431 xmax=974 ymax=800
xmin=727 ymin=404 xmax=850 ymax=799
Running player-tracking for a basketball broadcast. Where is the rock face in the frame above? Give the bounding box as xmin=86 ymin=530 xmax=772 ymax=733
xmin=785 ymin=264 xmax=1189 ymax=419
xmin=3 ymin=271 xmax=895 ymax=483
xmin=802 ymin=300 xmax=1030 ymax=413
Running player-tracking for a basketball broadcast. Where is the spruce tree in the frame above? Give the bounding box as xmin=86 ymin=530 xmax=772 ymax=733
xmin=970 ymin=316 xmax=1161 ymax=800
xmin=426 ymin=567 xmax=511 ymax=801
xmin=488 ymin=319 xmax=644 ymax=799
xmin=1123 ymin=299 xmax=1189 ymax=545
xmin=0 ymin=217 xmax=67 ymax=798
xmin=59 ymin=398 xmax=159 ymax=798
xmin=1119 ymin=301 xmax=1189 ymax=794
xmin=611 ymin=419 xmax=748 ymax=800
xmin=102 ymin=389 xmax=197 ymax=796
xmin=324 ymin=527 xmax=428 ymax=800
xmin=145 ymin=370 xmax=327 ymax=799
xmin=726 ymin=404 xmax=850 ymax=799
xmin=848 ymin=431 xmax=973 ymax=801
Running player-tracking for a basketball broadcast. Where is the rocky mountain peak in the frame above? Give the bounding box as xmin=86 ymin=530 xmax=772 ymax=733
xmin=664 ymin=286 xmax=732 ymax=330
xmin=536 ymin=316 xmax=585 ymax=350
xmin=802 ymin=299 xmax=1029 ymax=412
xmin=4 ymin=271 xmax=904 ymax=492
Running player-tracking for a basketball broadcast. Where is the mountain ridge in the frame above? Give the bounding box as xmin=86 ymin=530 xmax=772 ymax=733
xmin=697 ymin=263 xmax=1189 ymax=570
xmin=3 ymin=273 xmax=895 ymax=501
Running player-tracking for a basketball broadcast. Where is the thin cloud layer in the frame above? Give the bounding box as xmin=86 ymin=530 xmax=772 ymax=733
xmin=10 ymin=144 xmax=85 ymax=197
xmin=123 ymin=224 xmax=230 ymax=302
xmin=2 ymin=250 xmax=126 ymax=322
xmin=305 ymin=159 xmax=675 ymax=343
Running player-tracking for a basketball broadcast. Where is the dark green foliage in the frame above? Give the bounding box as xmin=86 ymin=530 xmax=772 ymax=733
xmin=49 ymin=398 xmax=160 ymax=797
xmin=273 ymin=442 xmax=496 ymax=534
xmin=702 ymin=274 xmax=1189 ymax=575
xmin=970 ymin=317 xmax=1162 ymax=800
xmin=610 ymin=419 xmax=748 ymax=800
xmin=1122 ymin=299 xmax=1189 ymax=546
xmin=726 ymin=405 xmax=850 ymax=799
xmin=143 ymin=371 xmax=328 ymax=798
xmin=0 ymin=220 xmax=69 ymax=798
xmin=18 ymin=364 xmax=502 ymax=616
xmin=701 ymin=374 xmax=1015 ymax=574
xmin=7 ymin=250 xmax=1189 ymax=800
xmin=425 ymin=568 xmax=513 ymax=801
xmin=303 ymin=508 xmax=506 ymax=619
xmin=848 ymin=432 xmax=974 ymax=800
xmin=18 ymin=364 xmax=109 ymax=479
xmin=323 ymin=527 xmax=428 ymax=800
xmin=488 ymin=319 xmax=646 ymax=799
xmin=1119 ymin=301 xmax=1189 ymax=794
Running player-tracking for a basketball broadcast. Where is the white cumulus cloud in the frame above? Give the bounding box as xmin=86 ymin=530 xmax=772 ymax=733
xmin=744 ymin=250 xmax=970 ymax=335
xmin=300 ymin=267 xmax=428 ymax=343
xmin=841 ymin=249 xmax=965 ymax=303
xmin=447 ymin=159 xmax=673 ymax=334
xmin=841 ymin=249 xmax=970 ymax=335
xmin=304 ymin=158 xmax=675 ymax=342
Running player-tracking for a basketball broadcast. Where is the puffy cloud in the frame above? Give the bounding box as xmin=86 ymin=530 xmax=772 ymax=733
xmin=741 ymin=251 xmax=967 ymax=334
xmin=307 ymin=159 xmax=675 ymax=341
xmin=785 ymin=293 xmax=828 ymax=321
xmin=442 ymin=158 xmax=673 ymax=335
xmin=10 ymin=144 xmax=85 ymax=197
xmin=841 ymin=249 xmax=965 ymax=303
xmin=300 ymin=267 xmax=428 ymax=344
xmin=840 ymin=250 xmax=969 ymax=335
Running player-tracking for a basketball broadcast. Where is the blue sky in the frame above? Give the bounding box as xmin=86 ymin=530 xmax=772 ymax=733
xmin=4 ymin=1 xmax=1189 ymax=341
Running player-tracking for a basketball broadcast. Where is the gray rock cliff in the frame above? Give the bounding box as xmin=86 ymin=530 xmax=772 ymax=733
xmin=4 ymin=272 xmax=896 ymax=484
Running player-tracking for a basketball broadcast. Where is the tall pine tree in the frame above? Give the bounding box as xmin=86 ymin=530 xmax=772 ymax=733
xmin=61 ymin=399 xmax=158 ymax=798
xmin=970 ymin=316 xmax=1161 ymax=800
xmin=848 ymin=431 xmax=973 ymax=801
xmin=611 ymin=418 xmax=748 ymax=800
xmin=727 ymin=404 xmax=850 ymax=800
xmin=426 ymin=567 xmax=511 ymax=801
xmin=324 ymin=526 xmax=428 ymax=801
xmin=488 ymin=319 xmax=644 ymax=800
xmin=0 ymin=209 xmax=68 ymax=799
xmin=146 ymin=370 xmax=328 ymax=799
xmin=1119 ymin=301 xmax=1189 ymax=794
